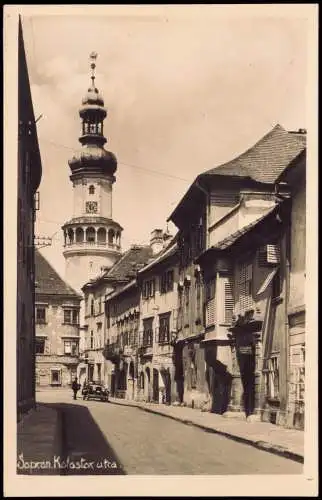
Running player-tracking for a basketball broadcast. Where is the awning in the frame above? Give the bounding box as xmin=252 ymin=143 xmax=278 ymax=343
xmin=257 ymin=267 xmax=279 ymax=295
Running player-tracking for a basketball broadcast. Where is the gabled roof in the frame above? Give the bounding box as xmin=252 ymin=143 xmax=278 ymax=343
xmin=168 ymin=124 xmax=306 ymax=224
xmin=35 ymin=249 xmax=81 ymax=298
xmin=106 ymin=245 xmax=153 ymax=281
xmin=203 ymin=124 xmax=306 ymax=184
xmin=83 ymin=244 xmax=154 ymax=290
xmin=138 ymin=239 xmax=178 ymax=274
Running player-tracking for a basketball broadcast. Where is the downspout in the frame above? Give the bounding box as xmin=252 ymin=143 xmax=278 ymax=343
xmin=276 ymin=187 xmax=291 ymax=426
xmin=195 ymin=179 xmax=211 ymax=407
xmin=284 ymin=223 xmax=291 ymax=426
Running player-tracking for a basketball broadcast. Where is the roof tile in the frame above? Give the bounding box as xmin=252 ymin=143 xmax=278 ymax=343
xmin=203 ymin=124 xmax=306 ymax=184
xmin=105 ymin=245 xmax=154 ymax=281
xmin=35 ymin=250 xmax=81 ymax=297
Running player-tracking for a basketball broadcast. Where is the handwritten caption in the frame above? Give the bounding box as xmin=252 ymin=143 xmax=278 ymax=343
xmin=17 ymin=453 xmax=118 ymax=471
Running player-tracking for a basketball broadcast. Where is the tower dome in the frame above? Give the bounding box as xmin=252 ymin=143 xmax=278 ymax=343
xmin=62 ymin=52 xmax=122 ymax=296
xmin=68 ymin=51 xmax=117 ymax=180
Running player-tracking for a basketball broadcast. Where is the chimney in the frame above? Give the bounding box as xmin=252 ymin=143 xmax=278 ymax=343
xmin=150 ymin=229 xmax=164 ymax=255
xmin=162 ymin=230 xmax=172 ymax=248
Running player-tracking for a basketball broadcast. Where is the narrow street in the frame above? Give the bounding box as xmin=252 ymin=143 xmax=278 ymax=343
xmin=37 ymin=390 xmax=302 ymax=475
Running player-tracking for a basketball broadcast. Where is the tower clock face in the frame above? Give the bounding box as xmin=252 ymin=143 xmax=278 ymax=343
xmin=86 ymin=201 xmax=98 ymax=214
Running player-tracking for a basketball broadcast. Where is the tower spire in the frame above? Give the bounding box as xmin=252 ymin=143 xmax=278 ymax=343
xmin=89 ymin=51 xmax=97 ymax=88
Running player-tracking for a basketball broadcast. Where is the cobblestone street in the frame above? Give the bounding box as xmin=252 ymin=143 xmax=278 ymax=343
xmin=37 ymin=390 xmax=302 ymax=475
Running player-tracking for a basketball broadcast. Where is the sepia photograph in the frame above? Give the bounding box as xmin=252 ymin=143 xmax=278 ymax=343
xmin=4 ymin=4 xmax=318 ymax=497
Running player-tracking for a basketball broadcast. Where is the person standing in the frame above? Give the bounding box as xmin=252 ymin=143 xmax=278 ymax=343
xmin=72 ymin=377 xmax=79 ymax=400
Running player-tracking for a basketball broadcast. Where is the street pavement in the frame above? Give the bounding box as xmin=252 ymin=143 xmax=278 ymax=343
xmin=37 ymin=389 xmax=303 ymax=475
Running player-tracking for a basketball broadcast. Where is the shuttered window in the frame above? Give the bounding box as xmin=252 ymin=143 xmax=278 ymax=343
xmin=290 ymin=345 xmax=305 ymax=402
xmin=238 ymin=262 xmax=254 ymax=312
xmin=210 ymin=192 xmax=239 ymax=207
xmin=205 ymin=279 xmax=216 ymax=327
xmin=258 ymin=244 xmax=280 ymax=266
xmin=224 ymin=276 xmax=234 ymax=324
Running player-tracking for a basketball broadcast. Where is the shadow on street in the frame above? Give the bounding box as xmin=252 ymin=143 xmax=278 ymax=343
xmin=43 ymin=402 xmax=126 ymax=475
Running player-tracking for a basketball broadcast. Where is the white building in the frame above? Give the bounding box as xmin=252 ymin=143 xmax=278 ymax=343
xmin=61 ymin=53 xmax=122 ymax=378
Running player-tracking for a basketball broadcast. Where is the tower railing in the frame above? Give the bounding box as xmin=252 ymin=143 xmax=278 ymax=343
xmin=63 ymin=240 xmax=121 ymax=251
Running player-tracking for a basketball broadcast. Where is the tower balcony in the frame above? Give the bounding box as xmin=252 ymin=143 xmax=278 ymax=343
xmin=62 ymin=219 xmax=123 ymax=254
xmin=63 ymin=240 xmax=121 ymax=252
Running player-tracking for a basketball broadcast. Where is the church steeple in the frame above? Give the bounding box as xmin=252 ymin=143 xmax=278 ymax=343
xmin=68 ymin=52 xmax=117 ymax=181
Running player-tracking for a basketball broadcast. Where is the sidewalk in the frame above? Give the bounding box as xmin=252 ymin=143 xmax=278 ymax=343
xmin=17 ymin=403 xmax=62 ymax=475
xmin=110 ymin=397 xmax=304 ymax=463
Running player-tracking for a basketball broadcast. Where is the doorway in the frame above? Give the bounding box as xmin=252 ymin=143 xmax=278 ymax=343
xmin=153 ymin=369 xmax=159 ymax=402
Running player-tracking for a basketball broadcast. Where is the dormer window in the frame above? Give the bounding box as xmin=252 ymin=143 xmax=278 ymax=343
xmin=89 ymin=185 xmax=95 ymax=195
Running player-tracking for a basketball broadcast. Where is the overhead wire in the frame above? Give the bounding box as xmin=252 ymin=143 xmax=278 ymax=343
xmin=37 ymin=136 xmax=192 ymax=183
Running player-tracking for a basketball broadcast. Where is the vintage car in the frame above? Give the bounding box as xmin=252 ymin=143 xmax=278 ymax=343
xmin=82 ymin=382 xmax=109 ymax=402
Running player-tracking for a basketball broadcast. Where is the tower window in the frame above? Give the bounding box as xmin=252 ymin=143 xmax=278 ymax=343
xmin=89 ymin=185 xmax=95 ymax=195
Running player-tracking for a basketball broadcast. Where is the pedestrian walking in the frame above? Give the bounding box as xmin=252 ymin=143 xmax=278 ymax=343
xmin=72 ymin=377 xmax=79 ymax=400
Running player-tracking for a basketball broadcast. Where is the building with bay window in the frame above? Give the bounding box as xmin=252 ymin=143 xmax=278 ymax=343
xmin=34 ymin=250 xmax=82 ymax=387
xmin=169 ymin=123 xmax=306 ymax=418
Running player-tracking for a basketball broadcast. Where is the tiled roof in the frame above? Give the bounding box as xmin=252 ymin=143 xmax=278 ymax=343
xmin=212 ymin=205 xmax=278 ymax=250
xmin=138 ymin=239 xmax=178 ymax=274
xmin=62 ymin=216 xmax=123 ymax=229
xmin=105 ymin=245 xmax=154 ymax=281
xmin=203 ymin=124 xmax=306 ymax=184
xmin=168 ymin=125 xmax=306 ymax=224
xmin=35 ymin=249 xmax=81 ymax=298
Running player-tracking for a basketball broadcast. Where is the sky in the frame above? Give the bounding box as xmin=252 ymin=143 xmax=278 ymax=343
xmin=20 ymin=6 xmax=309 ymax=279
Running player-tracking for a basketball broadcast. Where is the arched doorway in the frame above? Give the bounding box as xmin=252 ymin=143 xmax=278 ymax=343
xmin=108 ymin=228 xmax=115 ymax=246
xmin=75 ymin=227 xmax=84 ymax=243
xmin=164 ymin=368 xmax=171 ymax=405
xmin=128 ymin=361 xmax=135 ymax=400
xmin=68 ymin=228 xmax=74 ymax=245
xmin=145 ymin=367 xmax=151 ymax=402
xmin=97 ymin=227 xmax=106 ymax=244
xmin=86 ymin=227 xmax=95 ymax=243
xmin=153 ymin=368 xmax=159 ymax=403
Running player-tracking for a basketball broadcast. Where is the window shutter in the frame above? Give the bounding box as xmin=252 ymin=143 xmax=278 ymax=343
xmin=258 ymin=244 xmax=280 ymax=266
xmin=206 ymin=298 xmax=216 ymax=326
xmin=224 ymin=277 xmax=234 ymax=323
xmin=267 ymin=244 xmax=280 ymax=264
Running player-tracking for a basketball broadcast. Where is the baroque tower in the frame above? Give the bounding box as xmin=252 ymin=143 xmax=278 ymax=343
xmin=62 ymin=53 xmax=122 ymax=295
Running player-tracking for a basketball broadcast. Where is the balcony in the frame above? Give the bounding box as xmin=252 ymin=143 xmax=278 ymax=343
xmin=63 ymin=241 xmax=121 ymax=252
xmin=138 ymin=341 xmax=153 ymax=358
xmin=103 ymin=343 xmax=123 ymax=362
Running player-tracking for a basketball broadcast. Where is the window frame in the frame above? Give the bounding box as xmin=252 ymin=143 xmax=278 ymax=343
xmin=50 ymin=369 xmax=62 ymax=386
xmin=36 ymin=306 xmax=47 ymax=325
xmin=35 ymin=337 xmax=45 ymax=354
xmin=158 ymin=313 xmax=171 ymax=344
xmin=142 ymin=318 xmax=154 ymax=346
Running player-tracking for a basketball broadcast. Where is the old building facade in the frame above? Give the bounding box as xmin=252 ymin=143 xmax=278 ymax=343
xmin=278 ymin=151 xmax=306 ymax=429
xmin=136 ymin=234 xmax=179 ymax=405
xmin=193 ymin=126 xmax=306 ymax=427
xmin=35 ymin=250 xmax=82 ymax=387
xmin=168 ymin=188 xmax=208 ymax=410
xmin=104 ymin=279 xmax=141 ymax=399
xmin=17 ymin=17 xmax=42 ymax=419
xmin=82 ymin=245 xmax=153 ymax=387
xmin=169 ymin=124 xmax=306 ymax=421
